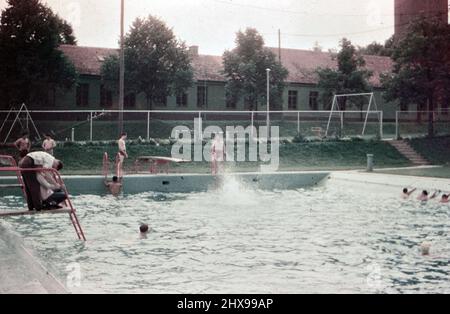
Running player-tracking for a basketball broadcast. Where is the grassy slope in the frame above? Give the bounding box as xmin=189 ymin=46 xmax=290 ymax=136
xmin=1 ymin=140 xmax=409 ymax=175
xmin=408 ymin=136 xmax=450 ymax=165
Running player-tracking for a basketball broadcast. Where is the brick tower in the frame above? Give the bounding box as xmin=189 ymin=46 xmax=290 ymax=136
xmin=395 ymin=0 xmax=449 ymax=38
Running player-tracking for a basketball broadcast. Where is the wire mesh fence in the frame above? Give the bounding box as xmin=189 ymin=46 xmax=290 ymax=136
xmin=0 ymin=108 xmax=395 ymax=143
xmin=395 ymin=110 xmax=450 ymax=139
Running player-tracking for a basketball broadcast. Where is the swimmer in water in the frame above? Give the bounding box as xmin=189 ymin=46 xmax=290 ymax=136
xmin=417 ymin=190 xmax=439 ymax=202
xmin=140 ymin=224 xmax=149 ymax=239
xmin=420 ymin=242 xmax=431 ymax=256
xmin=104 ymin=176 xmax=122 ymax=196
xmin=402 ymin=187 xmax=417 ymax=199
xmin=440 ymin=194 xmax=449 ymax=203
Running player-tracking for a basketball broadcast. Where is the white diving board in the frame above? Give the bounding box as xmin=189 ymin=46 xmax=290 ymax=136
xmin=0 ymin=208 xmax=72 ymax=217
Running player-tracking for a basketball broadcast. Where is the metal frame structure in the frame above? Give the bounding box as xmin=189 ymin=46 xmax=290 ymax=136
xmin=0 ymin=155 xmax=86 ymax=241
xmin=1 ymin=103 xmax=41 ymax=144
xmin=325 ymin=93 xmax=381 ymax=137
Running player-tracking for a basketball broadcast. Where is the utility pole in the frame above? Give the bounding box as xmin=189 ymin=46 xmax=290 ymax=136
xmin=278 ymin=29 xmax=281 ymax=63
xmin=118 ymin=0 xmax=125 ymax=135
xmin=266 ymin=68 xmax=271 ymax=139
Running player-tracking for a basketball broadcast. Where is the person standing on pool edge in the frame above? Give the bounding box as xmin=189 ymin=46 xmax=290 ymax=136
xmin=42 ymin=134 xmax=57 ymax=156
xmin=14 ymin=131 xmax=31 ymax=159
xmin=117 ymin=133 xmax=128 ymax=179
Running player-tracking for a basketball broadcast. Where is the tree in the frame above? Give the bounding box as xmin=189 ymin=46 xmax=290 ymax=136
xmin=0 ymin=0 xmax=77 ymax=109
xmin=222 ymin=28 xmax=288 ymax=111
xmin=358 ymin=36 xmax=395 ymax=57
xmin=382 ymin=17 xmax=450 ymax=137
xmin=312 ymin=41 xmax=323 ymax=52
xmin=317 ymin=38 xmax=373 ymax=117
xmin=101 ymin=16 xmax=193 ymax=109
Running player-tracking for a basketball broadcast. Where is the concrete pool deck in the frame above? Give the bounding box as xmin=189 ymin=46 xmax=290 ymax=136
xmin=332 ymin=169 xmax=450 ymax=191
xmin=0 ymin=223 xmax=67 ymax=294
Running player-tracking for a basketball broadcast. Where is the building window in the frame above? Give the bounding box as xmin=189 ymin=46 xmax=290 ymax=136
xmin=176 ymin=93 xmax=188 ymax=107
xmin=441 ymin=102 xmax=448 ymax=115
xmin=226 ymin=98 xmax=237 ymax=109
xmin=155 ymin=95 xmax=167 ymax=107
xmin=197 ymin=86 xmax=208 ymax=108
xmin=400 ymin=103 xmax=409 ymax=112
xmin=288 ymin=91 xmax=298 ymax=109
xmin=76 ymin=83 xmax=89 ymax=107
xmin=100 ymin=85 xmax=113 ymax=108
xmin=48 ymin=88 xmax=56 ymax=107
xmin=309 ymin=91 xmax=319 ymax=110
xmin=124 ymin=93 xmax=136 ymax=108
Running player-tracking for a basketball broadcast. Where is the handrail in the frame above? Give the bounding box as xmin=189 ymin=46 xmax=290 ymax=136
xmin=0 ymin=155 xmax=27 ymax=199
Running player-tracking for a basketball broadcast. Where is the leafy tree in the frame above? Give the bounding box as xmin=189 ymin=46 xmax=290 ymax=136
xmin=317 ymin=38 xmax=373 ymax=116
xmin=358 ymin=36 xmax=394 ymax=57
xmin=101 ymin=16 xmax=193 ymax=109
xmin=222 ymin=28 xmax=288 ymax=111
xmin=382 ymin=17 xmax=450 ymax=137
xmin=0 ymin=0 xmax=77 ymax=109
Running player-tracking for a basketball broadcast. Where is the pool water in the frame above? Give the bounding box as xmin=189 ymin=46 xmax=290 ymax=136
xmin=1 ymin=176 xmax=449 ymax=294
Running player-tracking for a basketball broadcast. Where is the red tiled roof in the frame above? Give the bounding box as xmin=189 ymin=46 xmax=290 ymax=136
xmin=59 ymin=45 xmax=392 ymax=87
xmin=60 ymin=45 xmax=118 ymax=76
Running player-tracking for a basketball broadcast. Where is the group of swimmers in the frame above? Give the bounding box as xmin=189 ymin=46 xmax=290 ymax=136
xmin=403 ymin=187 xmax=448 ymax=256
xmin=402 ymin=187 xmax=449 ymax=203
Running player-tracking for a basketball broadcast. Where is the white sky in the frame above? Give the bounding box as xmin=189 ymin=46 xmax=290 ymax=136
xmin=0 ymin=0 xmax=414 ymax=55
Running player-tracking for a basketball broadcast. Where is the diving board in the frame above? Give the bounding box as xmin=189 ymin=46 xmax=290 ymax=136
xmin=134 ymin=156 xmax=190 ymax=174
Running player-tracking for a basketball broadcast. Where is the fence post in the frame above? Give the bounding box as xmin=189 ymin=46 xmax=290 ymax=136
xmin=71 ymin=128 xmax=75 ymax=142
xmin=340 ymin=111 xmax=344 ymax=137
xmin=90 ymin=112 xmax=93 ymax=142
xmin=297 ymin=112 xmax=300 ymax=135
xmin=198 ymin=111 xmax=203 ymax=141
xmin=395 ymin=111 xmax=399 ymax=140
xmin=251 ymin=111 xmax=254 ymax=138
xmin=379 ymin=111 xmax=383 ymax=139
xmin=147 ymin=111 xmax=150 ymax=141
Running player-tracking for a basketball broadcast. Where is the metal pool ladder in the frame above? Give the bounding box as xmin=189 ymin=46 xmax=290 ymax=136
xmin=0 ymin=155 xmax=86 ymax=241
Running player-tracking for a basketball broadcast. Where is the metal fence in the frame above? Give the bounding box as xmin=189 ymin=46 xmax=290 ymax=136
xmin=0 ymin=109 xmax=387 ymax=143
xmin=395 ymin=110 xmax=450 ymax=139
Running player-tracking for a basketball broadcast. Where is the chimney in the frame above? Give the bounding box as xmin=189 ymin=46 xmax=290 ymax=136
xmin=189 ymin=45 xmax=199 ymax=57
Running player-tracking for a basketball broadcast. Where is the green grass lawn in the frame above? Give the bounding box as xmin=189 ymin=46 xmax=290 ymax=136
xmin=0 ymin=139 xmax=409 ymax=175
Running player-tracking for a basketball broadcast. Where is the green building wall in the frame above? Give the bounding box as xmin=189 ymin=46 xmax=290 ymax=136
xmin=51 ymin=75 xmax=398 ymax=120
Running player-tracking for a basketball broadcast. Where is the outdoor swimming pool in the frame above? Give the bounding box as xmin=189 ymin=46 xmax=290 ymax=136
xmin=0 ymin=174 xmax=449 ymax=294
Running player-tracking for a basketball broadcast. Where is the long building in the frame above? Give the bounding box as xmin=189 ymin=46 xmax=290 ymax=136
xmin=54 ymin=45 xmax=401 ymax=119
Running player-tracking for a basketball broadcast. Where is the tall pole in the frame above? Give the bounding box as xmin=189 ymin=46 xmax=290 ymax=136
xmin=118 ymin=0 xmax=125 ymax=135
xmin=266 ymin=68 xmax=271 ymax=139
xmin=278 ymin=29 xmax=281 ymax=63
